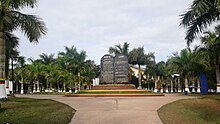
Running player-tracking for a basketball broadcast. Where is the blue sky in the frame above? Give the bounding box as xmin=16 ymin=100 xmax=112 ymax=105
xmin=16 ymin=0 xmax=193 ymax=64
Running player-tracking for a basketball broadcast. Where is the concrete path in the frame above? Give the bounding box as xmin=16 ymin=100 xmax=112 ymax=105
xmin=16 ymin=94 xmax=193 ymax=124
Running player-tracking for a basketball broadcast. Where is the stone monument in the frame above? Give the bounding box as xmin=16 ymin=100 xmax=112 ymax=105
xmin=114 ymin=55 xmax=128 ymax=83
xmin=100 ymin=54 xmax=114 ymax=83
xmin=100 ymin=54 xmax=128 ymax=83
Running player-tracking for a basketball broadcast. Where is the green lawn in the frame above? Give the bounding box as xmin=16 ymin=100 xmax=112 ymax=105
xmin=33 ymin=92 xmax=67 ymax=95
xmin=0 ymin=97 xmax=75 ymax=124
xmin=158 ymin=95 xmax=220 ymax=124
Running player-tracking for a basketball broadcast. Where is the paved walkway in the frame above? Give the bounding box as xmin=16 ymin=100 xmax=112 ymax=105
xmin=16 ymin=94 xmax=193 ymax=124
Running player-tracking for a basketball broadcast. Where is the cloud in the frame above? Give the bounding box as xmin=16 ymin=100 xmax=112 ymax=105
xmin=17 ymin=0 xmax=193 ymax=64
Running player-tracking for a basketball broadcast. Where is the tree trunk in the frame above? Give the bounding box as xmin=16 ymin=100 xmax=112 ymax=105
xmin=197 ymin=79 xmax=201 ymax=93
xmin=63 ymin=82 xmax=66 ymax=92
xmin=0 ymin=31 xmax=7 ymax=98
xmin=33 ymin=81 xmax=36 ymax=92
xmin=171 ymin=78 xmax=173 ymax=93
xmin=20 ymin=76 xmax=24 ymax=94
xmin=178 ymin=77 xmax=181 ymax=92
xmin=154 ymin=76 xmax=159 ymax=92
xmin=137 ymin=64 xmax=142 ymax=89
xmin=46 ymin=79 xmax=49 ymax=92
xmin=37 ymin=80 xmax=40 ymax=92
xmin=0 ymin=32 xmax=5 ymax=78
xmin=216 ymin=65 xmax=220 ymax=93
xmin=184 ymin=77 xmax=189 ymax=92
xmin=50 ymin=82 xmax=52 ymax=92
xmin=78 ymin=73 xmax=81 ymax=91
xmin=57 ymin=82 xmax=60 ymax=92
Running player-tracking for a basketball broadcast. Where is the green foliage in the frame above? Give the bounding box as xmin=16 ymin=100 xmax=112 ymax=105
xmin=180 ymin=0 xmax=220 ymax=45
xmin=13 ymin=45 xmax=100 ymax=92
xmin=129 ymin=75 xmax=138 ymax=88
xmin=128 ymin=47 xmax=146 ymax=66
xmin=108 ymin=42 xmax=130 ymax=56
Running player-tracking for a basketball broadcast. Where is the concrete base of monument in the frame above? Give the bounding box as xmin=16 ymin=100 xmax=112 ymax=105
xmin=92 ymin=84 xmax=136 ymax=90
xmin=64 ymin=89 xmax=164 ymax=97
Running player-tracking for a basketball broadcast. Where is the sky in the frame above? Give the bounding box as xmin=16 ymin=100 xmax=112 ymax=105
xmin=15 ymin=0 xmax=193 ymax=65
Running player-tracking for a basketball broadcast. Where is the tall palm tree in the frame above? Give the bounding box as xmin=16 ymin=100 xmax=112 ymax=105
xmin=5 ymin=32 xmax=19 ymax=81
xmin=109 ymin=42 xmax=129 ymax=56
xmin=15 ymin=56 xmax=25 ymax=94
xmin=199 ymin=31 xmax=220 ymax=92
xmin=180 ymin=0 xmax=220 ymax=45
xmin=0 ymin=0 xmax=47 ymax=85
xmin=129 ymin=47 xmax=155 ymax=89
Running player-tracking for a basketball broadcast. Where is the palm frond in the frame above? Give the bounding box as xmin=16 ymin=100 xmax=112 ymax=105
xmin=180 ymin=0 xmax=220 ymax=45
xmin=9 ymin=0 xmax=37 ymax=9
xmin=12 ymin=11 xmax=47 ymax=43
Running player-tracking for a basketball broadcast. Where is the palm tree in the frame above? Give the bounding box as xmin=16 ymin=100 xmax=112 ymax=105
xmin=180 ymin=0 xmax=220 ymax=45
xmin=0 ymin=0 xmax=46 ymax=97
xmin=199 ymin=31 xmax=220 ymax=92
xmin=15 ymin=56 xmax=25 ymax=94
xmin=5 ymin=32 xmax=19 ymax=81
xmin=129 ymin=47 xmax=155 ymax=89
xmin=26 ymin=59 xmax=44 ymax=92
xmin=170 ymin=48 xmax=206 ymax=92
xmin=109 ymin=42 xmax=129 ymax=56
xmin=58 ymin=46 xmax=88 ymax=90
xmin=39 ymin=53 xmax=55 ymax=65
xmin=59 ymin=46 xmax=77 ymax=59
xmin=0 ymin=0 xmax=47 ymax=86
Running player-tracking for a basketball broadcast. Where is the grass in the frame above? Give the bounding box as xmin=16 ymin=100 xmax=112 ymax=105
xmin=0 ymin=97 xmax=75 ymax=124
xmin=33 ymin=92 xmax=67 ymax=95
xmin=94 ymin=84 xmax=135 ymax=86
xmin=158 ymin=94 xmax=220 ymax=124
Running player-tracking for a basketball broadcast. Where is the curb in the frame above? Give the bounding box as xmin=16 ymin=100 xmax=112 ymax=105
xmin=64 ymin=94 xmax=164 ymax=97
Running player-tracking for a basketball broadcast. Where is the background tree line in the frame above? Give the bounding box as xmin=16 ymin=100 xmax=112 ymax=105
xmin=10 ymin=45 xmax=99 ymax=93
